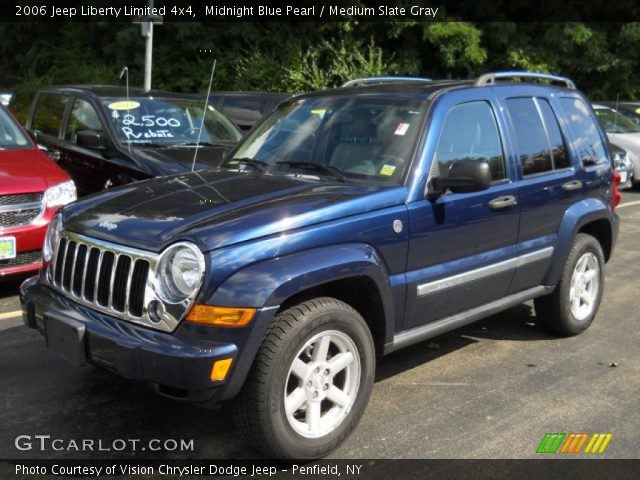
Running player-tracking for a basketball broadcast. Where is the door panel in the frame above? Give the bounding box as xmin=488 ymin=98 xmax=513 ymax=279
xmin=404 ymin=97 xmax=520 ymax=330
xmin=497 ymin=94 xmax=594 ymax=293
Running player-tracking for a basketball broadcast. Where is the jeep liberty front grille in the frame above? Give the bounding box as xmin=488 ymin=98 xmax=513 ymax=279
xmin=51 ymin=232 xmax=154 ymax=324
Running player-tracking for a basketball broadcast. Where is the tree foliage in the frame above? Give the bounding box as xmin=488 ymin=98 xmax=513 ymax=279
xmin=1 ymin=21 xmax=640 ymax=99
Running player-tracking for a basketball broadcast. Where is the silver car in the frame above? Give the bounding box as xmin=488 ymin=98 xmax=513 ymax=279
xmin=610 ymin=142 xmax=634 ymax=189
xmin=593 ymin=103 xmax=640 ymax=187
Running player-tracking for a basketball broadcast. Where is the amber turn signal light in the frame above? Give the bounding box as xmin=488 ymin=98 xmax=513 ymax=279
xmin=186 ymin=304 xmax=256 ymax=327
xmin=210 ymin=358 xmax=233 ymax=381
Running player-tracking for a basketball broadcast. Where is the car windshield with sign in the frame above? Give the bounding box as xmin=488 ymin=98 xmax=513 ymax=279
xmin=594 ymin=106 xmax=640 ymax=134
xmin=226 ymin=96 xmax=426 ymax=184
xmin=102 ymin=97 xmax=243 ymax=147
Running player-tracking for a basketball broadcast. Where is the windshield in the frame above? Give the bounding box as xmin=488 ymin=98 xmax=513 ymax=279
xmin=101 ymin=97 xmax=243 ymax=146
xmin=0 ymin=107 xmax=30 ymax=150
xmin=227 ymin=96 xmax=427 ymax=184
xmin=594 ymin=107 xmax=640 ymax=134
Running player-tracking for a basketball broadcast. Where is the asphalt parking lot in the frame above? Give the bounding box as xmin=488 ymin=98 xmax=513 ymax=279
xmin=1 ymin=191 xmax=639 ymax=461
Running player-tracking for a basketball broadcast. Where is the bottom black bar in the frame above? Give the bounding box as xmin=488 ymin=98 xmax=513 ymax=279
xmin=2 ymin=459 xmax=640 ymax=480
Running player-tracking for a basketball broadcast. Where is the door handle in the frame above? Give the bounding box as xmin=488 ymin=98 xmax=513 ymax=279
xmin=489 ymin=195 xmax=518 ymax=211
xmin=562 ymin=180 xmax=583 ymax=192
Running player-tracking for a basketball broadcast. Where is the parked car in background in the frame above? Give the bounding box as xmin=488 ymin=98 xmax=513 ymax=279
xmin=22 ymin=71 xmax=620 ymax=458
xmin=0 ymin=104 xmax=76 ymax=278
xmin=0 ymin=91 xmax=12 ymax=106
xmin=9 ymin=86 xmax=243 ymax=196
xmin=610 ymin=142 xmax=634 ymax=189
xmin=599 ymin=101 xmax=640 ymax=126
xmin=207 ymin=91 xmax=292 ymax=131
xmin=592 ymin=103 xmax=640 ymax=187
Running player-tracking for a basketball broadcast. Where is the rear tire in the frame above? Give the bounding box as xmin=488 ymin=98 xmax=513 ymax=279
xmin=233 ymin=297 xmax=375 ymax=459
xmin=534 ymin=233 xmax=605 ymax=336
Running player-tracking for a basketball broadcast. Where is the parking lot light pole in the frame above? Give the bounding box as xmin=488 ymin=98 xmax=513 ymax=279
xmin=133 ymin=0 xmax=163 ymax=92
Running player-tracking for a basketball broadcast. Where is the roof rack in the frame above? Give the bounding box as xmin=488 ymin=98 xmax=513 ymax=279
xmin=341 ymin=76 xmax=432 ymax=88
xmin=475 ymin=71 xmax=576 ymax=89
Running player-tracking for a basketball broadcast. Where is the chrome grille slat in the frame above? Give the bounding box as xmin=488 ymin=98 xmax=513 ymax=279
xmin=51 ymin=239 xmax=67 ymax=283
xmin=84 ymin=248 xmax=100 ymax=302
xmin=62 ymin=242 xmax=76 ymax=290
xmin=80 ymin=245 xmax=90 ymax=299
xmin=112 ymin=255 xmax=132 ymax=312
xmin=93 ymin=249 xmax=104 ymax=303
xmin=123 ymin=260 xmax=134 ymax=314
xmin=96 ymin=251 xmax=114 ymax=307
xmin=68 ymin=243 xmax=79 ymax=295
xmin=107 ymin=253 xmax=119 ymax=309
xmin=58 ymin=239 xmax=70 ymax=287
xmin=129 ymin=260 xmax=149 ymax=317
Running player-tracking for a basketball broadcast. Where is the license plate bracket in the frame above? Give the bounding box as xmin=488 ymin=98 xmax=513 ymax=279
xmin=45 ymin=315 xmax=87 ymax=366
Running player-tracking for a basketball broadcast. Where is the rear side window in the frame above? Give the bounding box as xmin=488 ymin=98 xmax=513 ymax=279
xmin=32 ymin=93 xmax=69 ymax=137
xmin=434 ymin=101 xmax=506 ymax=181
xmin=537 ymin=100 xmax=570 ymax=170
xmin=7 ymin=90 xmax=34 ymax=125
xmin=507 ymin=97 xmax=570 ymax=176
xmin=560 ymin=97 xmax=608 ymax=167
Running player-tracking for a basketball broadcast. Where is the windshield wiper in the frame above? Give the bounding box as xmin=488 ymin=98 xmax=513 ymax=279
xmin=172 ymin=141 xmax=222 ymax=147
xmin=276 ymin=161 xmax=348 ymax=183
xmin=223 ymin=157 xmax=269 ymax=173
xmin=125 ymin=142 xmax=170 ymax=148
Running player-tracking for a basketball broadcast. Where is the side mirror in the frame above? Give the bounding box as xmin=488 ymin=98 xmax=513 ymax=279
xmin=76 ymin=130 xmax=105 ymax=150
xmin=27 ymin=129 xmax=39 ymax=142
xmin=429 ymin=159 xmax=492 ymax=198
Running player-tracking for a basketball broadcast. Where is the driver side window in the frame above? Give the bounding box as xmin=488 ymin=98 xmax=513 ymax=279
xmin=66 ymin=99 xmax=102 ymax=143
xmin=434 ymin=101 xmax=506 ymax=181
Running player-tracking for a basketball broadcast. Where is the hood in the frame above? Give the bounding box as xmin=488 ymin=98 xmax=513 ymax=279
xmin=0 ymin=148 xmax=70 ymax=195
xmin=132 ymin=145 xmax=231 ymax=176
xmin=62 ymin=170 xmax=406 ymax=252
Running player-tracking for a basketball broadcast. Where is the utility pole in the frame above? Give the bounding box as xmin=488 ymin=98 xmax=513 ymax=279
xmin=133 ymin=0 xmax=163 ymax=92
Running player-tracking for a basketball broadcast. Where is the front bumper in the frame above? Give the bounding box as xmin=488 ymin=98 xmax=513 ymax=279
xmin=20 ymin=276 xmax=278 ymax=405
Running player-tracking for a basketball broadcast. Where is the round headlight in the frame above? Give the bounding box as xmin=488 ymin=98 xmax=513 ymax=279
xmin=43 ymin=214 xmax=63 ymax=263
xmin=156 ymin=242 xmax=205 ymax=303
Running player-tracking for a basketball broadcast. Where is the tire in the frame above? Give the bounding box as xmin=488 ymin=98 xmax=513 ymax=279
xmin=534 ymin=233 xmax=605 ymax=336
xmin=233 ymin=297 xmax=375 ymax=459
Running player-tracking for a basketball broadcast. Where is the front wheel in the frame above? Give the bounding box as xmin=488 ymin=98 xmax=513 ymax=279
xmin=233 ymin=297 xmax=375 ymax=459
xmin=535 ymin=233 xmax=605 ymax=336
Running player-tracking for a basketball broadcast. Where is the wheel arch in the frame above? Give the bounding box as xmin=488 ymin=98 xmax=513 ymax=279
xmin=544 ymin=199 xmax=616 ymax=286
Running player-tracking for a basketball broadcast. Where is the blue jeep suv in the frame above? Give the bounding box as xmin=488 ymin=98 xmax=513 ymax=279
xmin=21 ymin=71 xmax=621 ymax=459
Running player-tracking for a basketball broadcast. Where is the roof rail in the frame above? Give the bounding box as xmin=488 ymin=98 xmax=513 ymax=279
xmin=475 ymin=71 xmax=576 ymax=89
xmin=341 ymin=76 xmax=432 ymax=88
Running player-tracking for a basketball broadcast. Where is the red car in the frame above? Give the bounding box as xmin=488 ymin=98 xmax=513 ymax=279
xmin=0 ymin=105 xmax=76 ymax=278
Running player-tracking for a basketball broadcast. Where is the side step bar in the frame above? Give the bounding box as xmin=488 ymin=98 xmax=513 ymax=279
xmin=385 ymin=285 xmax=554 ymax=354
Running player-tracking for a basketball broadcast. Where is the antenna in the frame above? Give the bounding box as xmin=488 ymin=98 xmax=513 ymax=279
xmin=119 ymin=66 xmax=132 ymax=153
xmin=191 ymin=58 xmax=217 ymax=172
xmin=614 ymin=93 xmax=619 ymax=133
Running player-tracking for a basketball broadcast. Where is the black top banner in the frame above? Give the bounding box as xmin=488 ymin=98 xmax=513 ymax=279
xmin=5 ymin=0 xmax=640 ymax=22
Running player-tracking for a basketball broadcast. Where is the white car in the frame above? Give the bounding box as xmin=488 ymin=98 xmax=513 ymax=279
xmin=593 ymin=103 xmax=640 ymax=187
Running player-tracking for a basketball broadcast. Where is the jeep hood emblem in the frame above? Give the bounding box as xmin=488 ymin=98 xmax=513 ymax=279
xmin=98 ymin=221 xmax=118 ymax=231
